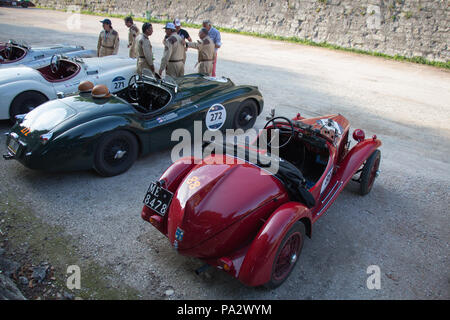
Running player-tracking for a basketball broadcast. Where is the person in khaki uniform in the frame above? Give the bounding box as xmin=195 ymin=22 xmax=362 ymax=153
xmin=159 ymin=22 xmax=185 ymax=78
xmin=135 ymin=23 xmax=155 ymax=75
xmin=187 ymin=28 xmax=215 ymax=76
xmin=97 ymin=19 xmax=120 ymax=57
xmin=125 ymin=16 xmax=139 ymax=58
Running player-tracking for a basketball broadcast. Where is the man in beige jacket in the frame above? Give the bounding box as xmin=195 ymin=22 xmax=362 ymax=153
xmin=97 ymin=19 xmax=120 ymax=57
xmin=159 ymin=22 xmax=185 ymax=78
xmin=135 ymin=23 xmax=155 ymax=75
xmin=125 ymin=16 xmax=139 ymax=58
xmin=187 ymin=28 xmax=215 ymax=76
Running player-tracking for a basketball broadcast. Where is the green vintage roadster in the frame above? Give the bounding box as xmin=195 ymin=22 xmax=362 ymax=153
xmin=3 ymin=72 xmax=264 ymax=176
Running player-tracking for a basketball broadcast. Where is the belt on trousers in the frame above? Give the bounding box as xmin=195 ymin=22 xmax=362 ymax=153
xmin=169 ymin=59 xmax=183 ymax=63
xmin=101 ymin=45 xmax=114 ymax=49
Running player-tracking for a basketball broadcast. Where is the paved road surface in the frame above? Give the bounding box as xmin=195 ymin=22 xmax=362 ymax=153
xmin=0 ymin=7 xmax=449 ymax=299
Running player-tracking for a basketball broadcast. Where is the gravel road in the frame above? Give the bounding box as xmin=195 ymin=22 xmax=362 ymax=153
xmin=0 ymin=7 xmax=449 ymax=299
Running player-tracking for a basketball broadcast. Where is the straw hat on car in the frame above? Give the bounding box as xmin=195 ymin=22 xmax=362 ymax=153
xmin=78 ymin=81 xmax=94 ymax=93
xmin=91 ymin=84 xmax=111 ymax=98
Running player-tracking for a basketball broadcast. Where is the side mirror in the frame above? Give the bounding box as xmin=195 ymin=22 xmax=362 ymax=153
xmin=57 ymin=92 xmax=65 ymax=99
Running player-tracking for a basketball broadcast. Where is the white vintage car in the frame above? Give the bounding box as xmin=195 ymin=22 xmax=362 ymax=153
xmin=0 ymin=54 xmax=137 ymax=120
xmin=0 ymin=40 xmax=96 ymax=69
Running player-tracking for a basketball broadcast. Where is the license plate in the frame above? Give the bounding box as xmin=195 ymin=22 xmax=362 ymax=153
xmin=7 ymin=138 xmax=20 ymax=155
xmin=143 ymin=182 xmax=173 ymax=216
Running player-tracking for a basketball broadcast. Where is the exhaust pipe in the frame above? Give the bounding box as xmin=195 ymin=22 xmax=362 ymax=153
xmin=3 ymin=153 xmax=14 ymax=160
xmin=195 ymin=264 xmax=210 ymax=275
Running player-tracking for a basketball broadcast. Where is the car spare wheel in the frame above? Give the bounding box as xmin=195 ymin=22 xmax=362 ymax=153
xmin=359 ymin=149 xmax=381 ymax=196
xmin=264 ymin=221 xmax=305 ymax=289
xmin=9 ymin=91 xmax=48 ymax=122
xmin=233 ymin=99 xmax=258 ymax=130
xmin=94 ymin=130 xmax=138 ymax=177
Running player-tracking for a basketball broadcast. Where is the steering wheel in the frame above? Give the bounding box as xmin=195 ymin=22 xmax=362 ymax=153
xmin=263 ymin=116 xmax=295 ymax=149
xmin=50 ymin=54 xmax=61 ymax=74
xmin=4 ymin=42 xmax=12 ymax=59
xmin=127 ymin=75 xmax=140 ymax=102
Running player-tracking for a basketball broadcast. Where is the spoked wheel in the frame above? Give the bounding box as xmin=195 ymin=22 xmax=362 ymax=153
xmin=233 ymin=99 xmax=258 ymax=130
xmin=94 ymin=130 xmax=138 ymax=177
xmin=264 ymin=222 xmax=305 ymax=289
xmin=359 ymin=149 xmax=381 ymax=195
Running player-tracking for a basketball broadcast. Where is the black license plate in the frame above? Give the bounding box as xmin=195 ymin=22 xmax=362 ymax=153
xmin=143 ymin=182 xmax=173 ymax=216
xmin=7 ymin=138 xmax=20 ymax=155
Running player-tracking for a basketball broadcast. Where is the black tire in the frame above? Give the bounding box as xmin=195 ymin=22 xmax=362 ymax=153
xmin=233 ymin=99 xmax=258 ymax=130
xmin=94 ymin=130 xmax=139 ymax=177
xmin=9 ymin=91 xmax=48 ymax=122
xmin=359 ymin=149 xmax=381 ymax=196
xmin=264 ymin=221 xmax=305 ymax=289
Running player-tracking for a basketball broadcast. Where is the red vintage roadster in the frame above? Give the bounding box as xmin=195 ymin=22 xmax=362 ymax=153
xmin=141 ymin=112 xmax=382 ymax=288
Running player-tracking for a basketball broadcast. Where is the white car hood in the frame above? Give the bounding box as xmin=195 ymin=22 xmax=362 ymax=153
xmin=0 ymin=66 xmax=42 ymax=85
xmin=82 ymin=56 xmax=136 ymax=71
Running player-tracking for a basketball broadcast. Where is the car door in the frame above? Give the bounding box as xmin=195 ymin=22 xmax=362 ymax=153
xmin=139 ymin=91 xmax=203 ymax=153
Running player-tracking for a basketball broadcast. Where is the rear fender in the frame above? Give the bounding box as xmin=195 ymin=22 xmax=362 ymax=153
xmin=336 ymin=138 xmax=382 ymax=184
xmin=49 ymin=116 xmax=135 ymax=169
xmin=141 ymin=157 xmax=199 ymax=233
xmin=238 ymin=202 xmax=311 ymax=287
xmin=160 ymin=156 xmax=200 ymax=193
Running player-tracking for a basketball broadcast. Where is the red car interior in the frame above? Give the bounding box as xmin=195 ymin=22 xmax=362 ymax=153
xmin=0 ymin=45 xmax=26 ymax=64
xmin=37 ymin=59 xmax=81 ymax=82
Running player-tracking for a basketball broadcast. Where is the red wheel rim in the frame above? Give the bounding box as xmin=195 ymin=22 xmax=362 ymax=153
xmin=273 ymin=232 xmax=302 ymax=282
xmin=368 ymin=157 xmax=380 ymax=190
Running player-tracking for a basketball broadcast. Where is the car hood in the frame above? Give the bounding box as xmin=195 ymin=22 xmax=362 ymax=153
xmin=81 ymin=56 xmax=136 ymax=71
xmin=175 ymin=74 xmax=234 ymax=99
xmin=12 ymin=95 xmax=133 ymax=142
xmin=167 ymin=154 xmax=285 ymax=251
xmin=0 ymin=66 xmax=41 ymax=85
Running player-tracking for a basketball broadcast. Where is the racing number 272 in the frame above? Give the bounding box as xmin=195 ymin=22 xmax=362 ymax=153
xmin=209 ymin=112 xmax=222 ymax=122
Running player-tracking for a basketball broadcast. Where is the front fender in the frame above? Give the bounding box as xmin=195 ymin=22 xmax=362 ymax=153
xmin=336 ymin=138 xmax=382 ymax=184
xmin=238 ymin=202 xmax=311 ymax=287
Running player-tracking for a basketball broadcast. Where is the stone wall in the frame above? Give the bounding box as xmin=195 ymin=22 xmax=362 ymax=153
xmin=34 ymin=0 xmax=449 ymax=62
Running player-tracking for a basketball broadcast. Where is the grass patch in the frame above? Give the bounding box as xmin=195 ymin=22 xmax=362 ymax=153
xmin=36 ymin=6 xmax=449 ymax=69
xmin=0 ymin=193 xmax=141 ymax=300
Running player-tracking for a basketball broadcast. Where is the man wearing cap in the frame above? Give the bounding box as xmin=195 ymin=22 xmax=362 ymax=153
xmin=135 ymin=23 xmax=155 ymax=75
xmin=174 ymin=19 xmax=192 ymax=42
xmin=202 ymin=20 xmax=221 ymax=77
xmin=97 ymin=19 xmax=120 ymax=57
xmin=125 ymin=16 xmax=139 ymax=59
xmin=174 ymin=18 xmax=191 ymax=64
xmin=159 ymin=22 xmax=185 ymax=78
xmin=186 ymin=28 xmax=215 ymax=76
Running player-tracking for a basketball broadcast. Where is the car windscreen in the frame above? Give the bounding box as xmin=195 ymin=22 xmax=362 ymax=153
xmin=21 ymin=100 xmax=76 ymax=132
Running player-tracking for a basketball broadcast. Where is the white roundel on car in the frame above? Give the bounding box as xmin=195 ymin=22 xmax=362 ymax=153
xmin=205 ymin=104 xmax=227 ymax=131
